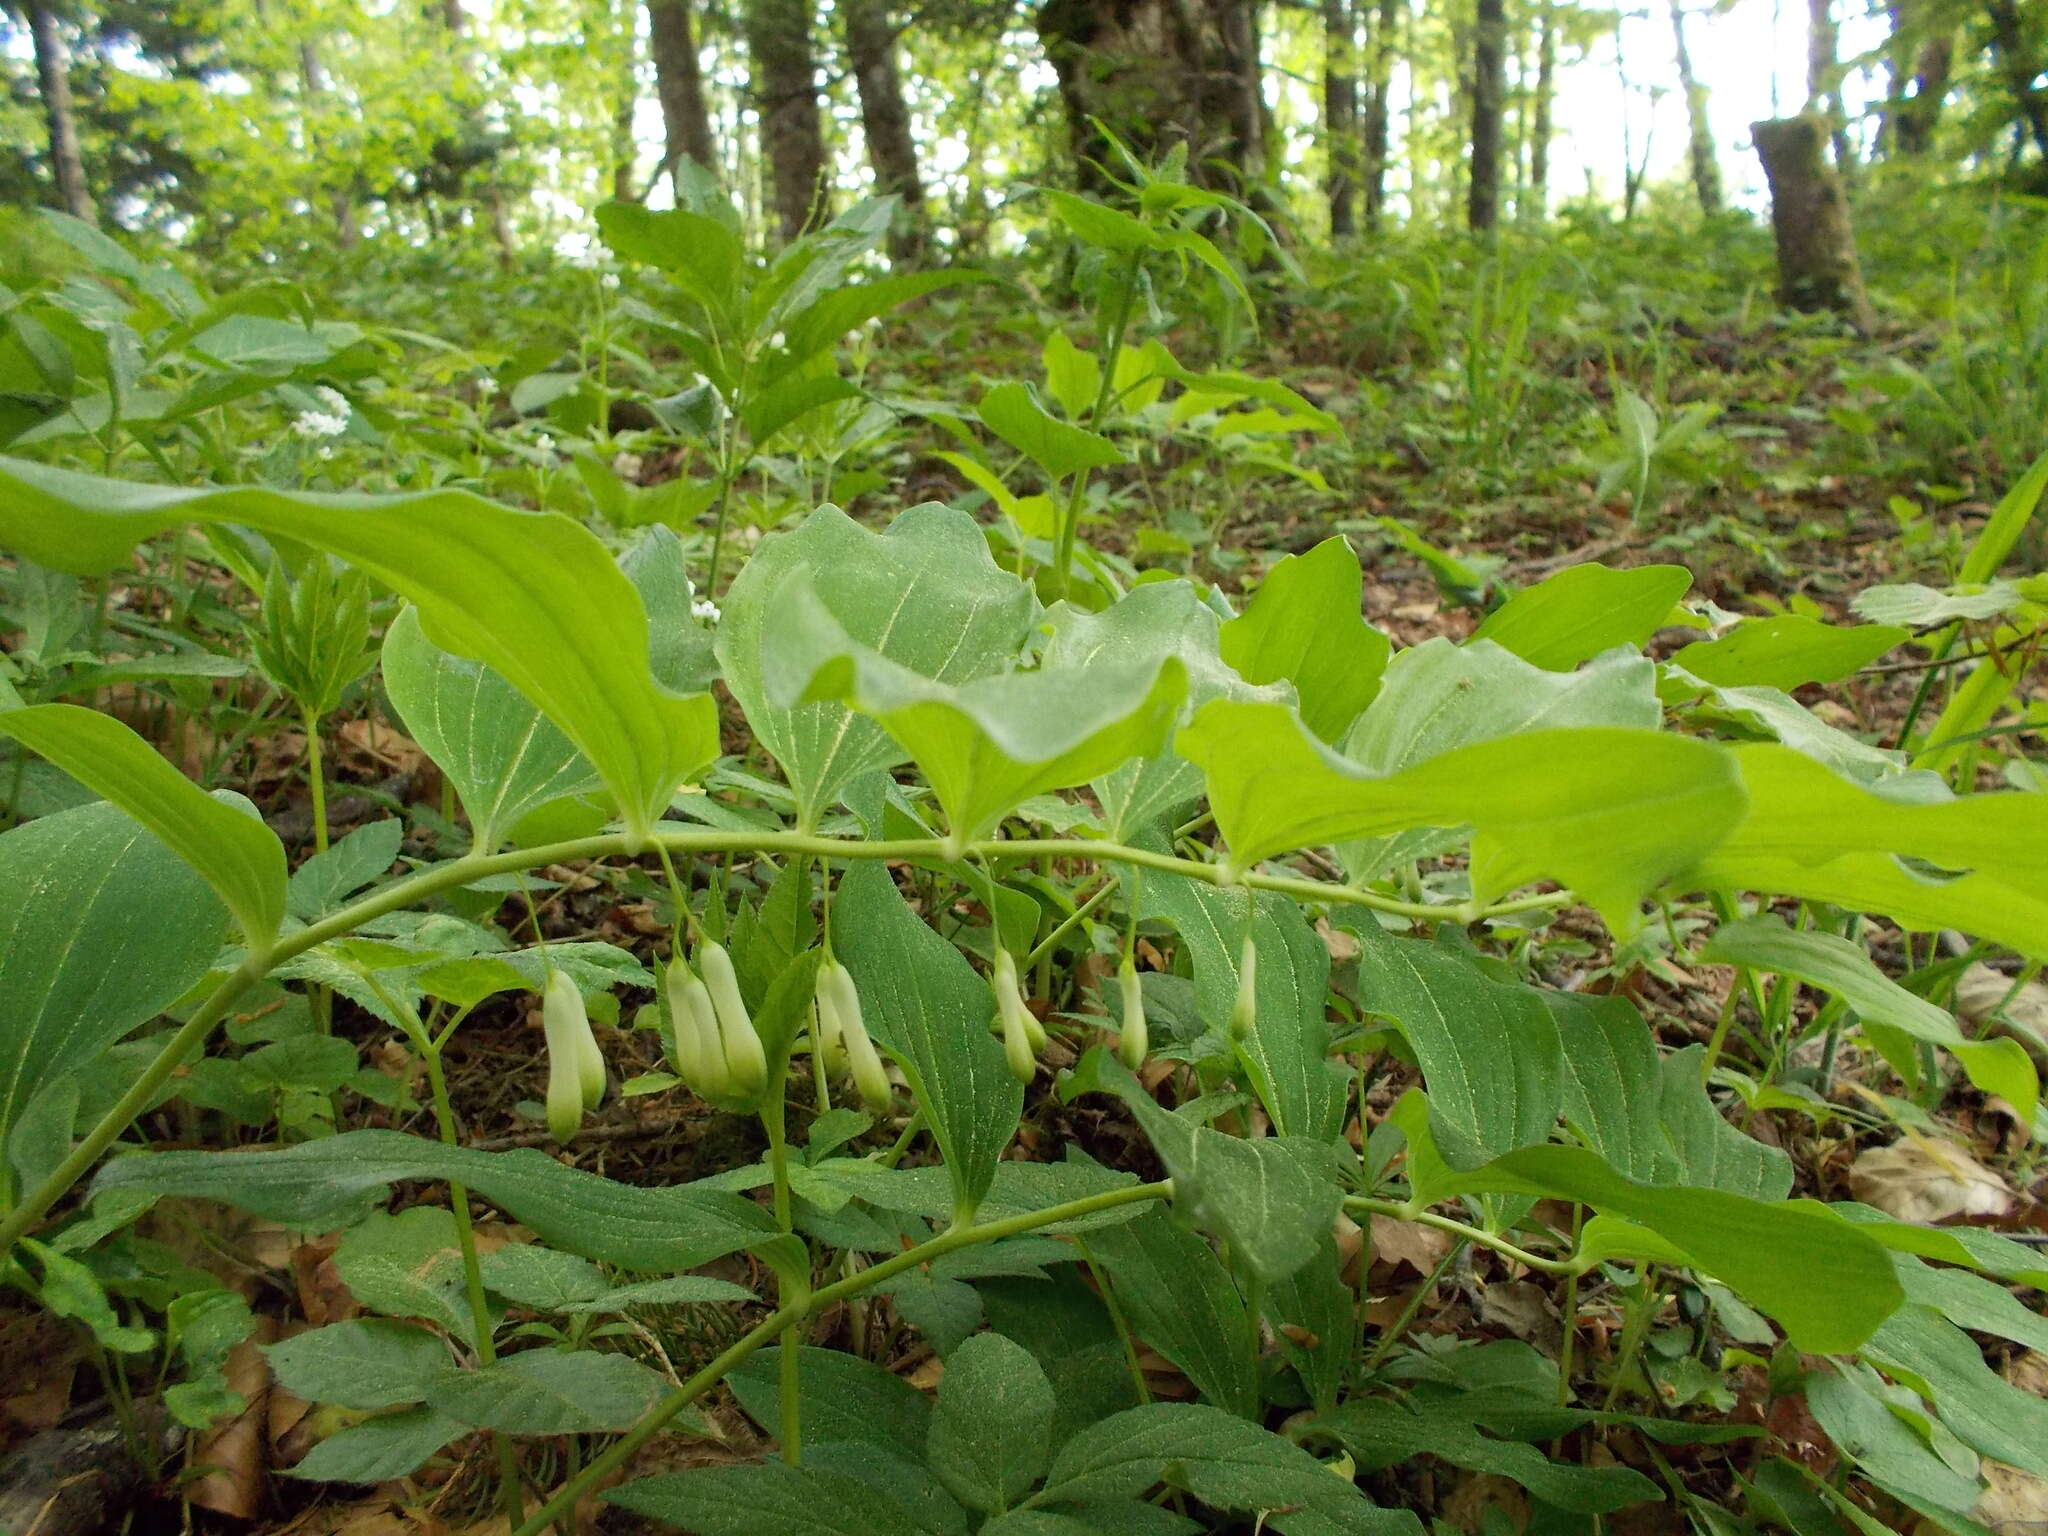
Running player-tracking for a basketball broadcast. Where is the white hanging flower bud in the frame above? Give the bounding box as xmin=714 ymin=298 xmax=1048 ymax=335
xmin=542 ymin=971 xmax=603 ymax=1141
xmin=699 ymin=941 xmax=766 ymax=1098
xmin=1117 ymin=958 xmax=1149 ymax=1070
xmin=822 ymin=961 xmax=890 ymax=1114
xmin=994 ymin=949 xmax=1036 ymax=1085
xmin=1229 ymin=934 xmax=1258 ymax=1041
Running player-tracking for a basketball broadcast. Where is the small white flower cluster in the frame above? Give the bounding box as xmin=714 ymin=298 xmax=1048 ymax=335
xmin=683 ymin=571 xmax=720 ymax=625
xmin=291 ymin=385 xmax=350 ymax=444
xmin=477 ymin=372 xmax=500 ymax=397
xmin=532 ymin=432 xmax=557 ymax=456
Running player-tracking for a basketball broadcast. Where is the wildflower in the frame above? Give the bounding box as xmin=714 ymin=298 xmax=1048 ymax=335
xmin=691 ymin=598 xmax=721 ymax=623
xmin=312 ymin=385 xmax=349 ymax=418
xmin=291 ymin=408 xmax=348 ymax=441
xmin=600 ymin=271 xmax=620 ymax=290
xmin=533 ymin=433 xmax=557 ymax=456
xmin=477 ymin=372 xmax=500 ymax=397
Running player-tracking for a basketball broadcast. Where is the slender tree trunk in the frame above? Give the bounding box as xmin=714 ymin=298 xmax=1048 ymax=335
xmin=648 ymin=0 xmax=719 ymax=191
xmin=1528 ymin=0 xmax=1555 ymax=215
xmin=298 ymin=41 xmax=360 ymax=247
xmin=27 ymin=2 xmax=92 ymax=223
xmin=1984 ymin=0 xmax=2048 ymax=163
xmin=1036 ymin=0 xmax=1265 ymax=196
xmin=1323 ymin=0 xmax=1359 ymax=236
xmin=1361 ymin=0 xmax=1399 ymax=227
xmin=438 ymin=0 xmax=517 ymax=263
xmin=1888 ymin=32 xmax=1952 ymax=155
xmin=1468 ymin=0 xmax=1507 ymax=230
xmin=1670 ymin=0 xmax=1723 ymax=213
xmin=1807 ymin=0 xmax=1854 ymax=167
xmin=842 ymin=0 xmax=927 ymax=260
xmin=746 ymin=0 xmax=828 ymax=241
xmin=1753 ymin=114 xmax=1874 ymax=329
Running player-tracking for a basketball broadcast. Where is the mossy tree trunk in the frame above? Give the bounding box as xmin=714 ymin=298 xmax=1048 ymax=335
xmin=1752 ymin=114 xmax=1874 ymax=331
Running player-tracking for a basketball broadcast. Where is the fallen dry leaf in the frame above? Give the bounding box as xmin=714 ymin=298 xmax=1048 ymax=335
xmin=1957 ymin=964 xmax=2048 ymax=1061
xmin=187 ymin=1316 xmax=277 ymax=1520
xmin=1371 ymin=1212 xmax=1456 ymax=1276
xmin=1848 ymin=1138 xmax=2014 ymax=1225
xmin=1975 ymin=1460 xmax=2048 ymax=1536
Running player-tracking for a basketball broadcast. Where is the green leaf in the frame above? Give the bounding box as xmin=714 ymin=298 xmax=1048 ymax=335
xmin=1042 ymin=331 xmax=1101 ymax=420
xmin=834 ymin=861 xmax=1020 ymax=1221
xmin=1345 ymin=639 xmax=1661 ymax=774
xmin=24 ymin=1238 xmax=154 ymax=1353
xmin=730 ymin=1346 xmax=931 ymax=1461
xmin=1315 ymin=1396 xmax=1661 ymax=1514
xmin=0 ymin=456 xmax=715 ymax=839
xmin=1181 ymin=701 xmax=1745 ymax=930
xmin=1470 ymin=563 xmax=1692 ymax=671
xmin=1218 ymin=538 xmax=1390 ymax=742
xmin=595 ymin=201 xmax=745 ymax=321
xmin=1891 ymin=1254 xmax=2048 ymax=1355
xmin=1083 ymin=1206 xmax=1258 ymax=1418
xmin=287 ymin=819 xmax=403 ymax=920
xmin=428 ymin=1348 xmax=666 ymax=1434
xmin=1804 ymin=1363 xmax=1985 ymax=1513
xmin=928 ymin=1332 xmax=1057 ymax=1513
xmin=93 ymin=1129 xmax=778 ymax=1271
xmin=1862 ymin=1304 xmax=2048 ymax=1479
xmin=264 ymin=1320 xmax=455 ymax=1410
xmin=1671 ymin=615 xmax=1907 ymax=690
xmin=1028 ymin=1402 xmax=1419 ymax=1534
xmin=1043 ymin=581 xmax=1282 ymax=840
xmin=289 ymin=1405 xmax=468 ymax=1483
xmin=0 ymin=703 xmax=285 ymax=950
xmin=1701 ymin=914 xmax=2037 ymax=1120
xmin=478 ymin=1245 xmax=607 ymax=1309
xmin=1140 ymin=879 xmax=1345 ymax=1140
xmin=1958 ymin=444 xmax=2048 ymax=585
xmin=1037 ymin=189 xmax=1155 ymax=253
xmin=0 ymin=798 xmax=227 ymax=1154
xmin=779 ymin=269 xmax=994 ymax=364
xmin=380 ymin=605 xmax=604 ymax=851
xmin=334 ymin=1207 xmax=477 ymax=1344
xmin=620 ymin=524 xmax=720 ymax=695
xmin=1391 ymin=1099 xmax=1897 ymax=1353
xmin=1067 ymin=1049 xmax=1342 ymax=1285
xmin=769 ymin=570 xmax=1185 ymax=847
xmin=608 ymin=1461 xmax=926 ymax=1536
xmin=1351 ymin=927 xmax=1562 ymax=1168
xmin=717 ymin=504 xmax=1036 ymax=830
xmin=978 ymin=382 xmax=1124 ymax=480
xmin=979 ymin=1268 xmax=1142 ymax=1449
xmin=1689 ymin=744 xmax=2048 ymax=960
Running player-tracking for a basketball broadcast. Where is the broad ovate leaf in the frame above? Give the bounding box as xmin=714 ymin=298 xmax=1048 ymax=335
xmin=0 ymin=798 xmax=227 ymax=1152
xmin=768 ymin=570 xmax=1185 ymax=847
xmin=1671 ymin=614 xmax=1907 ymax=690
xmin=1689 ymin=745 xmax=2048 ymax=959
xmin=716 ymin=503 xmax=1036 ymax=830
xmin=0 ymin=457 xmax=713 ymax=840
xmin=1180 ymin=700 xmax=1745 ymax=929
xmin=1218 ymin=536 xmax=1390 ymax=742
xmin=1470 ymin=562 xmax=1692 ymax=671
xmin=0 ymin=702 xmax=285 ymax=951
xmin=381 ymin=607 xmax=602 ymax=851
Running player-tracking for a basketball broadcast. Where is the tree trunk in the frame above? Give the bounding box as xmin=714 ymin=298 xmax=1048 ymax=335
xmin=1528 ymin=0 xmax=1555 ymax=215
xmin=1036 ymin=0 xmax=1266 ymax=196
xmin=27 ymin=1 xmax=92 ymax=223
xmin=1468 ymin=0 xmax=1507 ymax=230
xmin=842 ymin=0 xmax=927 ymax=260
xmin=746 ymin=0 xmax=829 ymax=240
xmin=1670 ymin=0 xmax=1723 ymax=214
xmin=1889 ymin=31 xmax=1952 ymax=156
xmin=1361 ymin=0 xmax=1399 ymax=227
xmin=298 ymin=41 xmax=360 ymax=247
xmin=648 ymin=0 xmax=719 ymax=192
xmin=1984 ymin=0 xmax=2048 ymax=163
xmin=1323 ymin=0 xmax=1359 ymax=236
xmin=1806 ymin=0 xmax=1853 ymax=168
xmin=1752 ymin=114 xmax=1874 ymax=330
